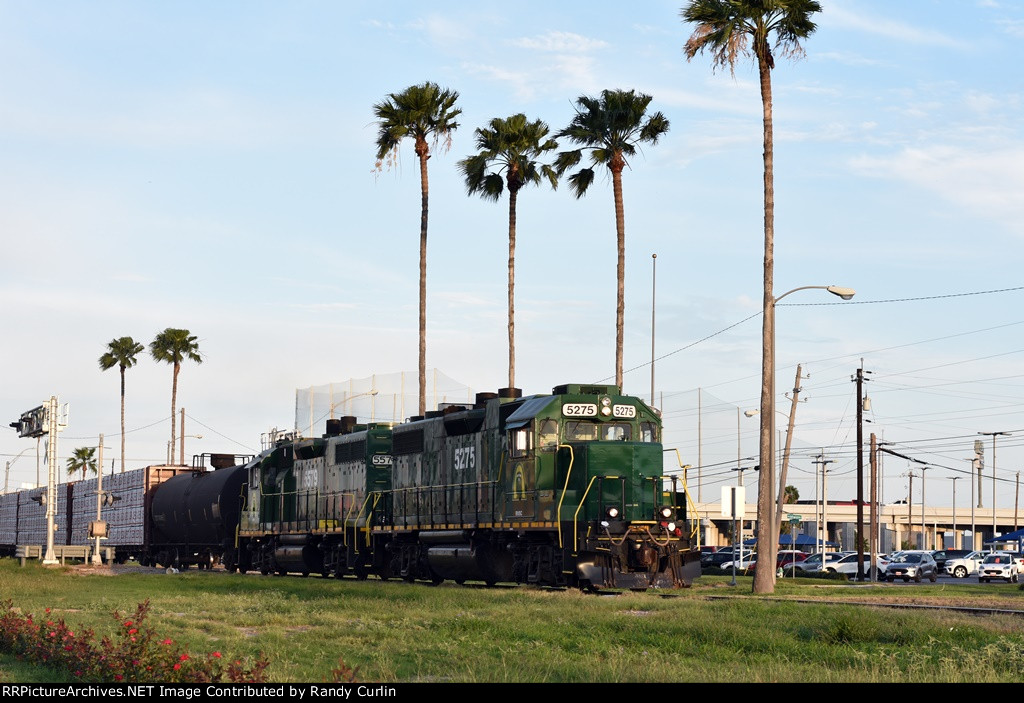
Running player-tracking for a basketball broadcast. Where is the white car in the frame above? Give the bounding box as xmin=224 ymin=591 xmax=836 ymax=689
xmin=820 ymin=552 xmax=891 ymax=578
xmin=718 ymin=552 xmax=757 ymax=570
xmin=978 ymin=553 xmax=1019 ymax=583
xmin=944 ymin=551 xmax=988 ymax=578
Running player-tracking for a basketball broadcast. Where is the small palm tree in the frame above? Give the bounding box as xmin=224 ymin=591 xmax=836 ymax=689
xmin=99 ymin=336 xmax=145 ymax=473
xmin=682 ymin=0 xmax=822 ymax=596
xmin=150 ymin=328 xmax=202 ymax=464
xmin=373 ymin=82 xmax=461 ymax=417
xmin=66 ymin=446 xmax=97 ymax=481
xmin=554 ymin=89 xmax=669 ymax=390
xmin=458 ymin=114 xmax=558 ymax=391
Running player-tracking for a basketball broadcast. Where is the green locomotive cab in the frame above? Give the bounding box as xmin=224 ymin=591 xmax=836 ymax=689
xmin=382 ymin=384 xmax=700 ymax=590
xmin=501 ymin=384 xmax=699 ymax=589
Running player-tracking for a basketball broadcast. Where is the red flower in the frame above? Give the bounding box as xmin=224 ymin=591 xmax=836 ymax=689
xmin=128 ymin=628 xmax=137 ymax=635
xmin=124 ymin=621 xmax=133 ymax=628
xmin=179 ymin=654 xmax=189 ymax=661
xmin=173 ymin=663 xmax=181 ymax=671
xmin=115 ymin=675 xmax=123 ymax=682
xmin=162 ymin=638 xmax=173 ymax=645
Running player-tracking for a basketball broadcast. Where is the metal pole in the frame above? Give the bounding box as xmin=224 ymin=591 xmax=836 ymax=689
xmin=43 ymin=396 xmax=58 ymax=565
xmin=920 ymin=466 xmax=928 ymax=550
xmin=980 ymin=432 xmax=1010 ymax=547
xmin=951 ymin=476 xmax=960 ymax=549
xmin=92 ymin=434 xmax=104 ymax=565
xmin=697 ymin=388 xmax=702 ymax=503
xmin=650 ymin=253 xmax=656 ymax=407
xmin=970 ymin=459 xmax=976 ymax=551
xmin=855 ymin=364 xmax=865 ymax=580
xmin=179 ymin=408 xmax=185 ymax=467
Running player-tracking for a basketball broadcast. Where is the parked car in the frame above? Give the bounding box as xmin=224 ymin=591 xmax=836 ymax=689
xmin=932 ymin=549 xmax=973 ymax=574
xmin=817 ymin=552 xmax=890 ymax=578
xmin=978 ymin=553 xmax=1019 ymax=583
xmin=752 ymin=550 xmax=808 ymax=576
xmin=944 ymin=551 xmax=989 ymax=578
xmin=702 ymin=551 xmax=742 ymax=569
xmin=791 ymin=551 xmax=850 ymax=572
xmin=718 ymin=553 xmax=758 ymax=570
xmin=883 ymin=550 xmax=938 ymax=582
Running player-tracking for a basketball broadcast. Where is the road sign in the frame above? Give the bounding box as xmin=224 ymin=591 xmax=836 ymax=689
xmin=787 ymin=514 xmax=802 ymax=523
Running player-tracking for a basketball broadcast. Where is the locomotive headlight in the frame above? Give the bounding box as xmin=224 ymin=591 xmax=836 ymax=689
xmin=600 ymin=396 xmax=612 ymax=407
xmin=660 ymin=507 xmax=673 ymax=519
xmin=666 ymin=522 xmax=676 ymax=533
xmin=607 ymin=507 xmax=620 ymax=519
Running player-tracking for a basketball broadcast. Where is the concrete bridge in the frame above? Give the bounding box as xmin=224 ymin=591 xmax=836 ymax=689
xmin=695 ymin=500 xmax=1024 ymax=553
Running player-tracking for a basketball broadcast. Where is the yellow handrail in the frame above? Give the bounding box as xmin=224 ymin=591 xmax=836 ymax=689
xmin=666 ymin=448 xmax=700 ymax=548
xmin=554 ymin=444 xmax=576 ymax=549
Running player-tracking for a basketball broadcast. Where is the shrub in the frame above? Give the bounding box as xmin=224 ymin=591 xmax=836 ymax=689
xmin=0 ymin=599 xmax=269 ymax=683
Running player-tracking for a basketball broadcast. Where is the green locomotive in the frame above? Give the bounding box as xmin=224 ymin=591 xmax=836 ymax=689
xmin=235 ymin=384 xmax=701 ymax=589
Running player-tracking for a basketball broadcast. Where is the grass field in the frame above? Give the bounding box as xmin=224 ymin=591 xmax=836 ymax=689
xmin=2 ymin=559 xmax=1024 ymax=683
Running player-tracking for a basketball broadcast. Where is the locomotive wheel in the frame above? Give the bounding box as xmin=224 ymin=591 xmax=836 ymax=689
xmin=354 ymin=564 xmax=369 ymax=581
xmin=260 ymin=567 xmax=270 ymax=576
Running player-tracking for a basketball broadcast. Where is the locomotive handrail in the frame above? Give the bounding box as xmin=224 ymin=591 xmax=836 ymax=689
xmin=572 ymin=475 xmax=608 ymax=553
xmin=555 ymin=444 xmax=575 ymax=549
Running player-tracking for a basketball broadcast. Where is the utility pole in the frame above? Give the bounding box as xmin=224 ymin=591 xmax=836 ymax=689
xmin=870 ymin=433 xmax=878 ymax=580
xmin=852 ymin=363 xmax=871 ymax=580
xmin=774 ymin=365 xmax=805 ymax=540
xmin=1015 ymin=472 xmax=1020 ymax=531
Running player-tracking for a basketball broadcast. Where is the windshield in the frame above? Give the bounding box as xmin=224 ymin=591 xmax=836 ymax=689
xmin=892 ymin=553 xmax=922 ymax=563
xmin=984 ymin=555 xmax=1011 ymax=564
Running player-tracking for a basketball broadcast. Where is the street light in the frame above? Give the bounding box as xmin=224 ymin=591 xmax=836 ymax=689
xmin=167 ymin=435 xmax=202 ymax=465
xmin=950 ymin=476 xmax=962 ymax=549
xmin=3 ymin=447 xmax=32 ymax=494
xmin=755 ymin=284 xmax=854 ymax=594
xmin=979 ymin=431 xmax=1010 ymax=547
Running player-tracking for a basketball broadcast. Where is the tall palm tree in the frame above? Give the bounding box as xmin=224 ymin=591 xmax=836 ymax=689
xmin=99 ymin=336 xmax=145 ymax=473
xmin=682 ymin=0 xmax=821 ymax=595
xmin=150 ymin=328 xmax=202 ymax=464
xmin=554 ymin=89 xmax=669 ymax=390
xmin=373 ymin=82 xmax=461 ymax=417
xmin=66 ymin=446 xmax=97 ymax=481
xmin=458 ymin=114 xmax=558 ymax=391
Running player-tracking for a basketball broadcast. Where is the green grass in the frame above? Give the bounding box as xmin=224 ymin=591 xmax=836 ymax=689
xmin=2 ymin=561 xmax=1024 ymax=683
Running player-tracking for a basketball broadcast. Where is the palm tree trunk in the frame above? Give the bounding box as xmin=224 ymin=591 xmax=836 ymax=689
xmin=754 ymin=53 xmax=776 ymax=595
xmin=611 ymin=157 xmax=626 ymax=391
xmin=120 ymin=365 xmax=126 ymax=473
xmin=170 ymin=362 xmax=180 ymax=464
xmin=507 ymin=187 xmax=518 ymax=391
xmin=417 ymin=143 xmax=429 ymax=418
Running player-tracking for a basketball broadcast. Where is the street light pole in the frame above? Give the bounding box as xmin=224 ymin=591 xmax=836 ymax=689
xmin=651 ymin=253 xmax=656 ymax=407
xmin=755 ymin=284 xmax=854 ymax=594
xmin=980 ymin=431 xmax=1010 ymax=547
xmin=951 ymin=476 xmax=961 ymax=549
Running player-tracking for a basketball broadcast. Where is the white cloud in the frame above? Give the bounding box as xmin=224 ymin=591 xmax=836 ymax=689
xmin=850 ymin=145 xmax=1024 ymax=236
xmin=510 ymin=31 xmax=608 ymax=53
xmin=823 ymin=5 xmax=968 ymax=49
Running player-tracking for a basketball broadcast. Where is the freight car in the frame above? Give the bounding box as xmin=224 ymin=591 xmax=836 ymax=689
xmin=236 ymin=383 xmax=701 ymax=590
xmin=1 ymin=383 xmax=702 ymax=590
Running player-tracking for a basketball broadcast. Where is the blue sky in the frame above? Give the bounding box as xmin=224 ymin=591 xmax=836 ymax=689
xmin=2 ymin=1 xmax=1023 ymax=522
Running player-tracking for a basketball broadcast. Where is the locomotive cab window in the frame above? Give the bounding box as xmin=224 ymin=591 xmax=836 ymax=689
xmin=538 ymin=419 xmax=558 ymax=451
xmin=510 ymin=428 xmax=532 ymax=458
xmin=564 ymin=421 xmax=599 ymax=442
xmin=603 ymin=423 xmax=631 ymax=441
xmin=640 ymin=421 xmax=659 ymax=443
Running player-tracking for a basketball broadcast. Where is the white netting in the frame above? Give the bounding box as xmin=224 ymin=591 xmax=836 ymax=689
xmin=294 ymin=369 xmax=477 ymax=438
